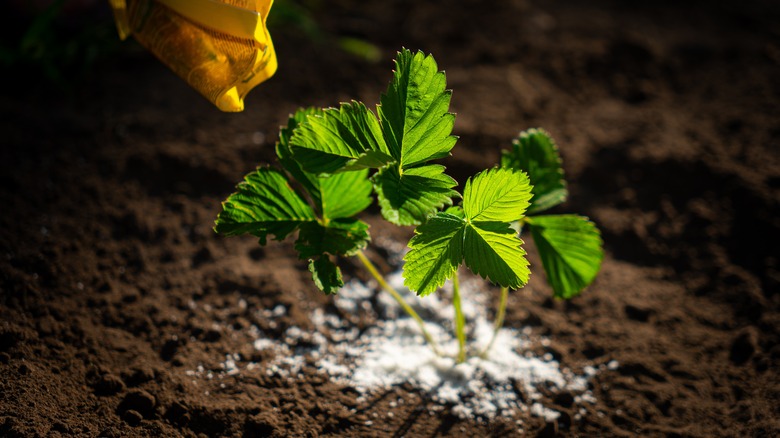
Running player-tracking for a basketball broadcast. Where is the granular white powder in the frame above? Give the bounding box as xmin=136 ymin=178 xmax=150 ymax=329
xmin=241 ymin=270 xmax=607 ymax=421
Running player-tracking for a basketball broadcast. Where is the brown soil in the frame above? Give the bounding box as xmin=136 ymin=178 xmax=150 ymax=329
xmin=1 ymin=0 xmax=779 ymax=436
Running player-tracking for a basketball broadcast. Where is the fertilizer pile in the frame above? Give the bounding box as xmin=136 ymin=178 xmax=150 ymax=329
xmin=194 ymin=269 xmax=613 ymax=423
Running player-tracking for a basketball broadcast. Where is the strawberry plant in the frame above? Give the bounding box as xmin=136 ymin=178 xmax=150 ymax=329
xmin=215 ymin=49 xmax=603 ymax=363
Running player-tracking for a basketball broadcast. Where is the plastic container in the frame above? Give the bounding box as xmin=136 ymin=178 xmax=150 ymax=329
xmin=110 ymin=0 xmax=277 ymax=112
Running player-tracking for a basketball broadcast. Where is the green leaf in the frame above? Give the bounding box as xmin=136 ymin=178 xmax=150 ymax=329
xmin=290 ymin=101 xmax=392 ymax=174
xmin=501 ymin=128 xmax=567 ymax=214
xmin=319 ymin=170 xmax=373 ymax=220
xmin=215 ymin=168 xmax=316 ymax=244
xmin=295 ymin=218 xmax=370 ymax=258
xmin=463 ymin=221 xmax=530 ymax=289
xmin=284 ymin=50 xmax=459 ymax=225
xmin=373 ymin=163 xmax=458 ymax=225
xmin=463 ymin=167 xmax=533 ymax=223
xmin=277 ymin=108 xmax=373 ymax=220
xmin=276 ymin=107 xmax=323 ymax=202
xmin=371 ymin=49 xmax=459 ymax=224
xmin=309 ymin=257 xmax=343 ymax=294
xmin=402 ymin=168 xmax=533 ymax=295
xmin=378 ymin=49 xmax=457 ymax=167
xmin=444 ymin=205 xmax=465 ymax=218
xmin=403 ymin=213 xmax=465 ymax=296
xmin=526 ymin=215 xmax=603 ymax=299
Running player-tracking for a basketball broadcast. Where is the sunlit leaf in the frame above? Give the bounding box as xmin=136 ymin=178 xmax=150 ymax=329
xmin=378 ymin=49 xmax=457 ymax=167
xmin=214 ymin=167 xmax=315 ymax=244
xmin=278 ymin=108 xmax=373 ymax=220
xmin=319 ymin=170 xmax=373 ymax=220
xmin=463 ymin=167 xmax=532 ymax=223
xmin=403 ymin=213 xmax=465 ymax=296
xmin=444 ymin=205 xmax=465 ymax=218
xmin=286 ymin=50 xmax=459 ymax=225
xmin=374 ymin=163 xmax=458 ymax=226
xmin=463 ymin=221 xmax=530 ymax=289
xmin=403 ymin=168 xmax=531 ymax=295
xmin=290 ymin=101 xmax=392 ymax=174
xmin=372 ymin=49 xmax=459 ymax=224
xmin=501 ymin=128 xmax=567 ymax=213
xmin=526 ymin=215 xmax=603 ymax=298
xmin=277 ymin=107 xmax=322 ymax=198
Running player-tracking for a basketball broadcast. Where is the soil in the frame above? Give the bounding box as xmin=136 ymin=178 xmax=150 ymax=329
xmin=1 ymin=0 xmax=779 ymax=436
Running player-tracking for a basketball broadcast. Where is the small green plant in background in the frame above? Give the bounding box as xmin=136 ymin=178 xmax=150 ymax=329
xmin=215 ymin=49 xmax=603 ymax=363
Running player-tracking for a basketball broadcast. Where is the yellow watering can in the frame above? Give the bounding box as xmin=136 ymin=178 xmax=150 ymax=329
xmin=109 ymin=0 xmax=277 ymax=112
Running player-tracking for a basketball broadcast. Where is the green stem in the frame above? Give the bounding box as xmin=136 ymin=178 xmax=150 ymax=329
xmin=480 ymin=286 xmax=508 ymax=358
xmin=452 ymin=271 xmax=467 ymax=364
xmin=355 ymin=250 xmax=442 ymax=356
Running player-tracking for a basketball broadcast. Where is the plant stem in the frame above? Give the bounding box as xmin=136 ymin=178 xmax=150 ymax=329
xmin=354 ymin=250 xmax=442 ymax=356
xmin=451 ymin=271 xmax=467 ymax=364
xmin=479 ymin=286 xmax=508 ymax=359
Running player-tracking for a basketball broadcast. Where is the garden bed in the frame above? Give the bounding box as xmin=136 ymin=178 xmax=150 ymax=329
xmin=1 ymin=0 xmax=778 ymax=436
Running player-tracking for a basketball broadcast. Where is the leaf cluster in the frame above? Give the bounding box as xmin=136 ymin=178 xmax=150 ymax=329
xmin=289 ymin=49 xmax=459 ymax=226
xmin=215 ymin=108 xmax=373 ymax=293
xmin=215 ymin=49 xmax=603 ymax=299
xmin=500 ymin=128 xmax=604 ymax=298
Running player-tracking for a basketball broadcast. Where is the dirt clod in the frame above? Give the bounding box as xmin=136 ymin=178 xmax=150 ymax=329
xmin=244 ymin=412 xmax=279 ymax=437
xmin=122 ymin=409 xmax=143 ymax=427
xmin=122 ymin=367 xmax=156 ymax=386
xmin=92 ymin=373 xmax=126 ymax=396
xmin=118 ymin=389 xmax=156 ymax=418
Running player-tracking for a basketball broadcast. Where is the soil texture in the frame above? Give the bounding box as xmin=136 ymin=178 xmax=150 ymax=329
xmin=1 ymin=0 xmax=779 ymax=436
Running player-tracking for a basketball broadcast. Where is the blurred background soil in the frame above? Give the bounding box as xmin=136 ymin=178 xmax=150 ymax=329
xmin=1 ymin=0 xmax=778 ymax=436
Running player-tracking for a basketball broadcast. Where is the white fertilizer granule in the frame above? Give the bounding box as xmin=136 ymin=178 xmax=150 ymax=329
xmin=236 ymin=269 xmax=608 ymax=421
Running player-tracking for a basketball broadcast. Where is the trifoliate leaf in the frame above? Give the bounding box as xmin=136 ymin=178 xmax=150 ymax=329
xmin=463 ymin=221 xmax=530 ymax=289
xmin=526 ymin=215 xmax=603 ymax=299
xmin=215 ymin=168 xmax=316 ymax=244
xmin=309 ymin=257 xmax=343 ymax=294
xmin=402 ymin=168 xmax=531 ymax=295
xmin=378 ymin=49 xmax=457 ymax=167
xmin=372 ymin=49 xmax=459 ymax=224
xmin=501 ymin=128 xmax=567 ymax=214
xmin=373 ymin=163 xmax=459 ymax=226
xmin=290 ymin=101 xmax=392 ymax=174
xmin=463 ymin=167 xmax=533 ymax=223
xmin=403 ymin=213 xmax=465 ymax=296
xmin=295 ymin=218 xmax=370 ymax=259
